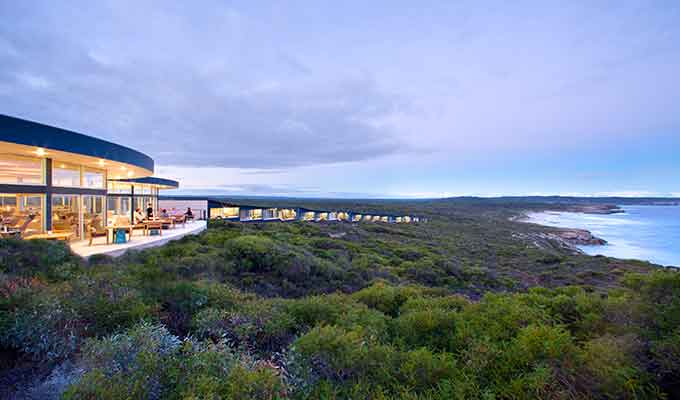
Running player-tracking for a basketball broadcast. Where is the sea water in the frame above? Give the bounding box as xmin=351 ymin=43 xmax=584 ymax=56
xmin=526 ymin=205 xmax=680 ymax=267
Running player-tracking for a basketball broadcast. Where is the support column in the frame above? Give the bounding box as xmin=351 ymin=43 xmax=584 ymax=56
xmin=130 ymin=185 xmax=135 ymax=223
xmin=45 ymin=158 xmax=52 ymax=231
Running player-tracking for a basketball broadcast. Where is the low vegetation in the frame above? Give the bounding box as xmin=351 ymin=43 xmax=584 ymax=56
xmin=0 ymin=198 xmax=678 ymax=399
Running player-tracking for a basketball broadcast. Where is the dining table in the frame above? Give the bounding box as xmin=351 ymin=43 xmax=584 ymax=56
xmin=106 ymin=225 xmax=134 ymax=244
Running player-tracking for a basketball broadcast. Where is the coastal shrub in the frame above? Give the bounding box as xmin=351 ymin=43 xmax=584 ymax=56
xmin=456 ymin=293 xmax=550 ymax=344
xmin=284 ymin=294 xmax=388 ymax=337
xmin=2 ymin=290 xmax=82 ymax=362
xmin=193 ymin=300 xmax=297 ymax=353
xmin=0 ymin=238 xmax=81 ymax=278
xmin=520 ymin=287 xmax=608 ymax=339
xmin=351 ymin=282 xmax=424 ymax=317
xmin=141 ymin=281 xmax=210 ymax=334
xmin=64 ymin=322 xmax=181 ymax=399
xmin=399 ymin=294 xmax=469 ymax=314
xmin=65 ymin=321 xmax=286 ymax=400
xmin=391 ymin=308 xmax=459 ymax=352
xmin=58 ymin=275 xmax=156 ymax=336
xmin=224 ymin=235 xmax=281 ymax=273
xmin=290 ymin=325 xmax=462 ymax=396
xmin=575 ymin=334 xmax=656 ymax=398
xmin=168 ymin=339 xmax=285 ymax=400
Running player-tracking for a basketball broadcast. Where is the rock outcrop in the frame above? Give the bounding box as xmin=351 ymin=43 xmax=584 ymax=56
xmin=553 ymin=228 xmax=607 ymax=245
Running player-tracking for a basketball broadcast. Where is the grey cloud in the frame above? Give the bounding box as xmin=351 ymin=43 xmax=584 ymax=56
xmin=0 ymin=1 xmax=407 ymax=169
xmin=175 ymin=183 xmax=386 ymax=199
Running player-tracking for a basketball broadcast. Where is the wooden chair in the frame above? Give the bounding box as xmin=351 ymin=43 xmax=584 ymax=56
xmin=88 ymin=218 xmax=107 ymax=246
xmin=172 ymin=215 xmax=186 ymax=228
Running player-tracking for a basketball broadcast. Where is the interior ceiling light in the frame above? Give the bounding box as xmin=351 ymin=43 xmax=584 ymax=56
xmin=33 ymin=148 xmax=47 ymax=156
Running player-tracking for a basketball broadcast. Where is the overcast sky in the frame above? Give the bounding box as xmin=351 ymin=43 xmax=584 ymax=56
xmin=2 ymin=1 xmax=679 ymax=197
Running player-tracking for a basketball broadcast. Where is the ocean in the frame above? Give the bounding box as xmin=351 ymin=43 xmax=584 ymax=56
xmin=526 ymin=205 xmax=680 ymax=267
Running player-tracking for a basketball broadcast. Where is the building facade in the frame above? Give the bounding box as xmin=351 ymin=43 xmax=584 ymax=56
xmin=0 ymin=114 xmax=178 ymax=240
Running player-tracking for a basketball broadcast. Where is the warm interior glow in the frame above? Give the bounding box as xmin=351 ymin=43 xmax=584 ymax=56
xmin=33 ymin=148 xmax=47 ymax=157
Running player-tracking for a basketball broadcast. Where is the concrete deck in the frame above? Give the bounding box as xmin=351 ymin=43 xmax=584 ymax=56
xmin=70 ymin=220 xmax=207 ymax=258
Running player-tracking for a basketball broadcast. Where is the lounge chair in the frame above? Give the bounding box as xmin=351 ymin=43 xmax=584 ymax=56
xmin=13 ymin=215 xmax=36 ymax=239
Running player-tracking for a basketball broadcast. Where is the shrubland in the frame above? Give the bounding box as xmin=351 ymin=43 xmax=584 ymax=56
xmin=0 ymin=198 xmax=678 ymax=399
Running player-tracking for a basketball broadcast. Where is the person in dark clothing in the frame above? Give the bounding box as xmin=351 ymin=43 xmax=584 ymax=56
xmin=185 ymin=207 xmax=194 ymax=221
xmin=146 ymin=203 xmax=154 ymax=219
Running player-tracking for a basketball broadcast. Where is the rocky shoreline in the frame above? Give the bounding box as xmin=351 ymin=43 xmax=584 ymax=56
xmin=551 ymin=227 xmax=607 ymax=246
xmin=565 ymin=204 xmax=624 ymax=215
xmin=514 ymin=206 xmax=612 ymax=253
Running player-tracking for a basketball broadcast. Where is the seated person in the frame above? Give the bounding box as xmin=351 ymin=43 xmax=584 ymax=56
xmin=134 ymin=208 xmax=145 ymax=224
xmin=160 ymin=209 xmax=169 ymax=218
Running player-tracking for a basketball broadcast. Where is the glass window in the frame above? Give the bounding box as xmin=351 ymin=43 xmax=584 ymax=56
xmin=52 ymin=162 xmax=81 ymax=187
xmin=0 ymin=194 xmax=44 ymax=236
xmin=137 ymin=184 xmax=152 ymax=195
xmin=280 ymin=209 xmax=297 ymax=220
xmin=210 ymin=207 xmax=240 ymax=219
xmin=224 ymin=207 xmax=239 ymax=218
xmin=135 ymin=196 xmax=156 ymax=219
xmin=83 ymin=168 xmax=105 ymax=189
xmin=107 ymin=196 xmax=131 ymax=224
xmin=83 ymin=196 xmax=105 ymax=239
xmin=51 ymin=195 xmax=80 ymax=238
xmin=0 ymin=154 xmax=44 ymax=185
xmin=108 ymin=181 xmax=132 ymax=194
xmin=263 ymin=208 xmax=277 ymax=219
xmin=248 ymin=209 xmax=263 ymax=220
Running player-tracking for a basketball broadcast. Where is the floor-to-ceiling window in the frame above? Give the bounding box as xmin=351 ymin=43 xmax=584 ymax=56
xmin=107 ymin=182 xmax=132 ymax=224
xmin=51 ymin=195 xmax=80 ymax=238
xmin=135 ymin=195 xmax=156 ymax=218
xmin=83 ymin=195 xmax=105 ymax=238
xmin=0 ymin=194 xmax=44 ymax=236
xmin=280 ymin=209 xmax=297 ymax=220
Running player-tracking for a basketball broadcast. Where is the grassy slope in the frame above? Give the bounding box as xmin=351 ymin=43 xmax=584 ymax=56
xmin=0 ymin=198 xmax=678 ymax=399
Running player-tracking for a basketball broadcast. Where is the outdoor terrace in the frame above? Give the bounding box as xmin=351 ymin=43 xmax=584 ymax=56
xmin=70 ymin=220 xmax=207 ymax=258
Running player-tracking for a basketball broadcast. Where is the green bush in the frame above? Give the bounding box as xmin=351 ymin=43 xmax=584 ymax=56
xmin=2 ymin=290 xmax=82 ymax=362
xmin=0 ymin=238 xmax=82 ymax=279
xmin=64 ymin=322 xmax=285 ymax=400
xmin=193 ymin=300 xmax=297 ymax=353
xmin=285 ymin=294 xmax=388 ymax=337
xmin=391 ymin=308 xmax=459 ymax=351
xmin=351 ymin=282 xmax=424 ymax=317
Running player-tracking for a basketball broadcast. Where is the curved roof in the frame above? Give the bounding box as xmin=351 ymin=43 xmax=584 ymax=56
xmin=0 ymin=114 xmax=154 ymax=172
xmin=112 ymin=176 xmax=179 ymax=189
